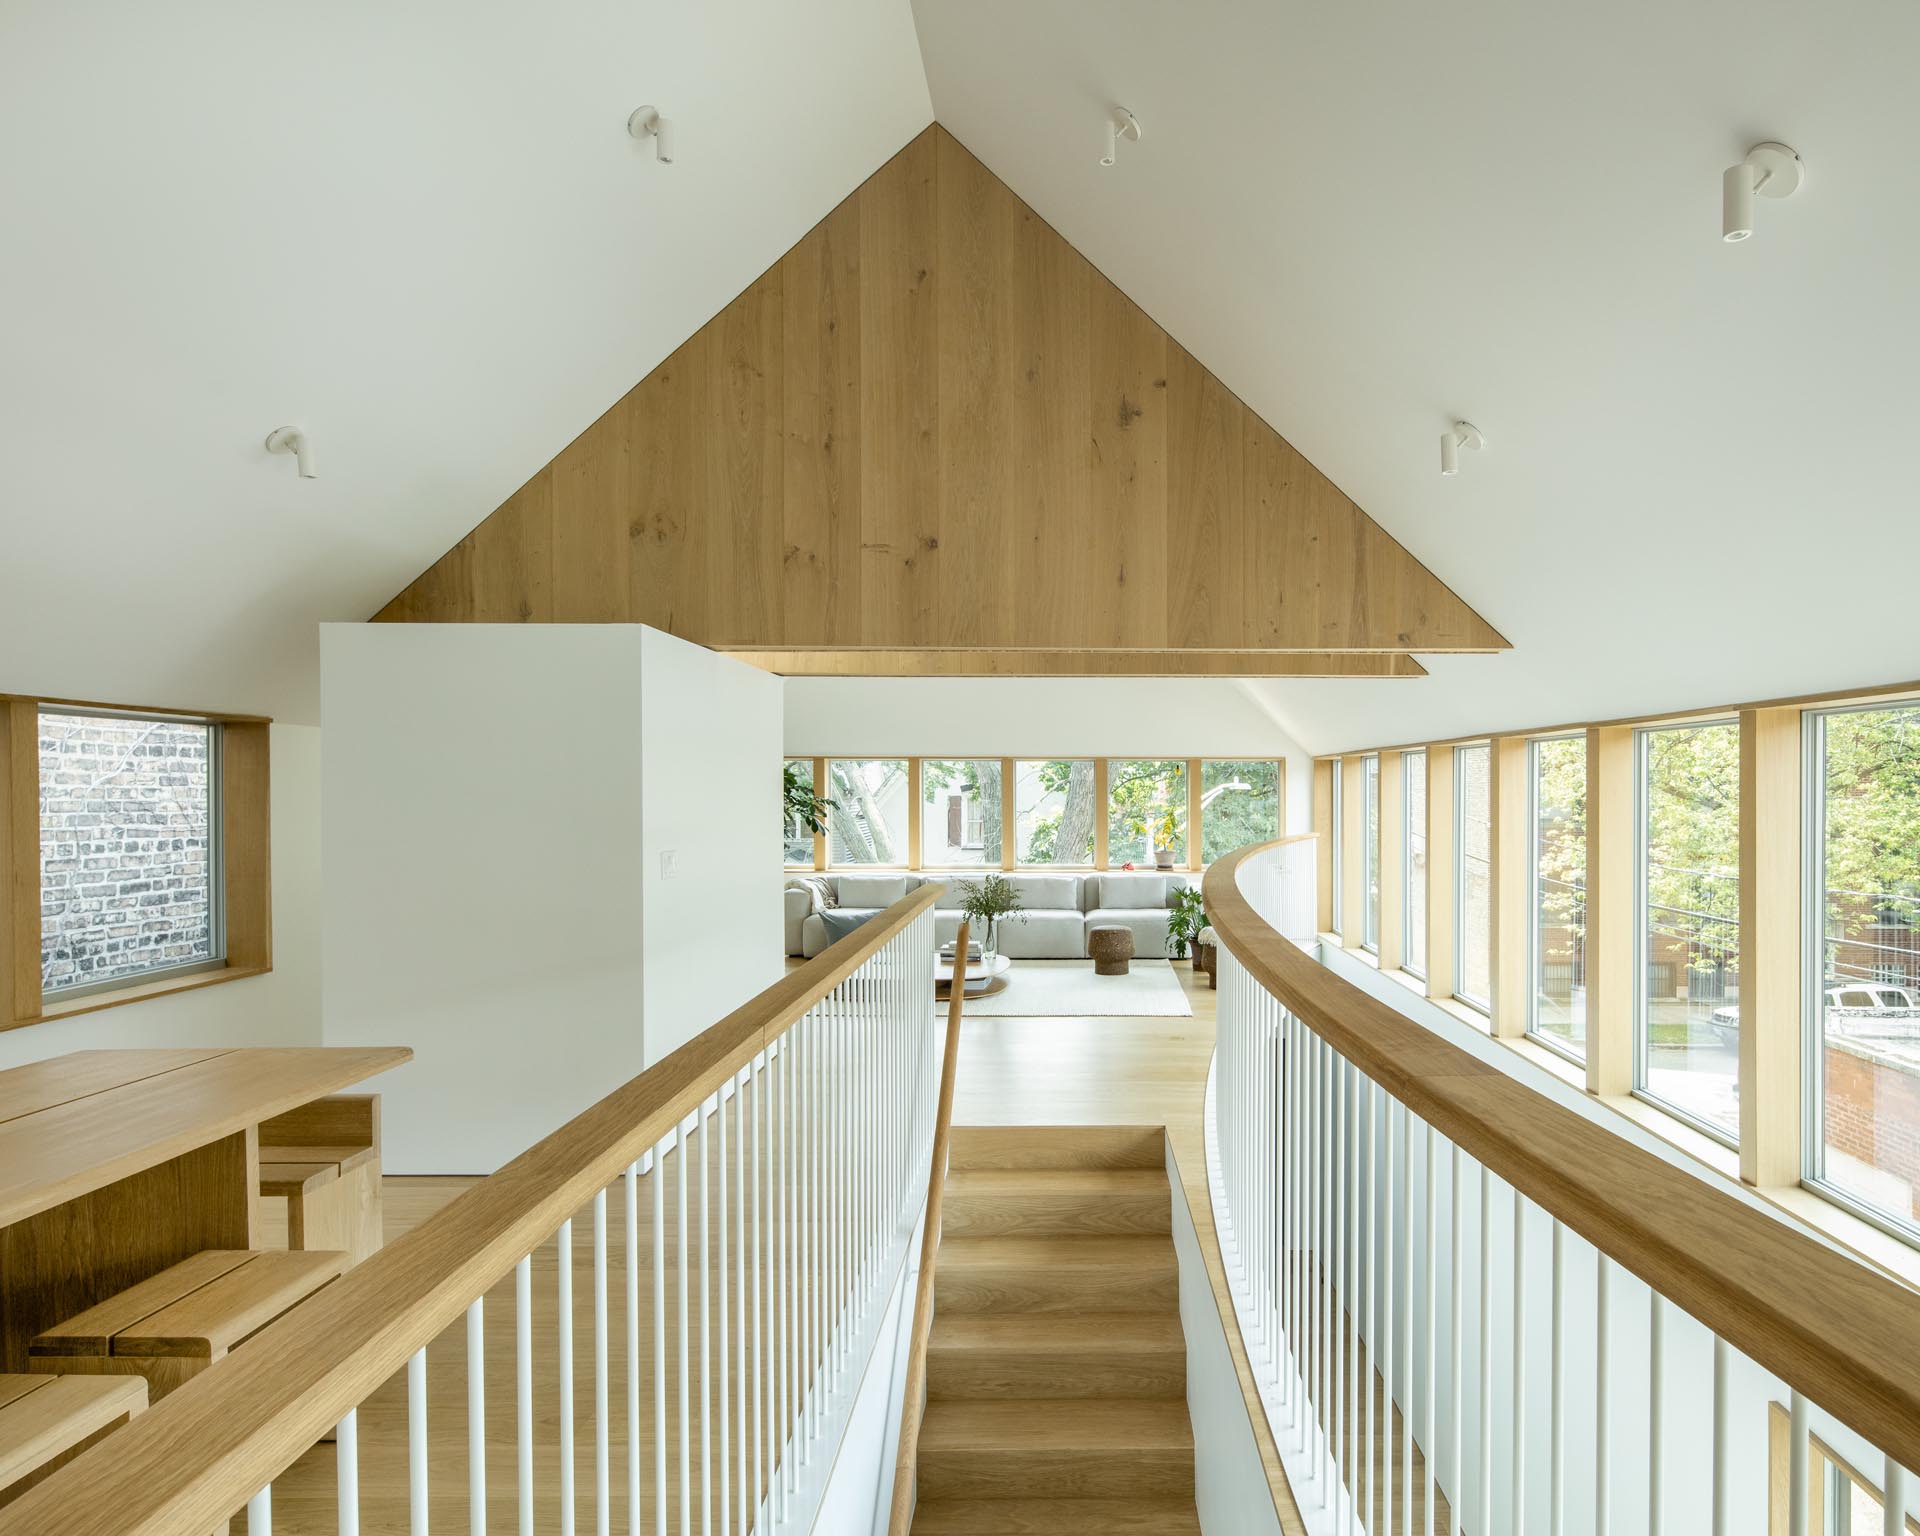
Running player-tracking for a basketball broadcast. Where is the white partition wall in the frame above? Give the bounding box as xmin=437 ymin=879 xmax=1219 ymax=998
xmin=321 ymin=623 xmax=783 ymax=1171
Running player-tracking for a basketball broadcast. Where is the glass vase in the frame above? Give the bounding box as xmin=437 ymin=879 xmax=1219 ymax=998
xmin=980 ymin=915 xmax=999 ymax=965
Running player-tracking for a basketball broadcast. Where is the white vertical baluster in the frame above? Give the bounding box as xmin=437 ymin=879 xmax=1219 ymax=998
xmin=559 ymin=1217 xmax=575 ymax=1536
xmin=719 ymin=1084 xmax=733 ymax=1536
xmin=1400 ymin=1103 xmax=1412 ymax=1536
xmin=1478 ymin=1166 xmax=1492 ymax=1536
xmin=1363 ymin=1080 xmax=1374 ymax=1536
xmin=248 ymin=1484 xmax=272 ymax=1536
xmin=1710 ymin=1336 xmax=1729 ymax=1536
xmin=1788 ymin=1390 xmax=1809 ymax=1536
xmin=1320 ymin=1037 xmax=1333 ymax=1497
xmin=1882 ymin=1457 xmax=1906 ymax=1536
xmin=751 ymin=1064 xmax=764 ymax=1521
xmin=1595 ymin=1256 xmax=1611 ymax=1536
xmin=1334 ymin=1058 xmax=1346 ymax=1512
xmin=655 ymin=1140 xmax=669 ymax=1536
xmin=408 ymin=1348 xmax=428 ymax=1536
xmin=596 ymin=1188 xmax=610 ymax=1536
xmin=678 ymin=1118 xmax=692 ymax=1536
xmin=517 ymin=1255 xmax=532 ymax=1536
xmin=468 ymin=1297 xmax=486 ymax=1536
xmin=1648 ymin=1294 xmax=1664 ymax=1536
xmin=699 ymin=1098 xmax=712 ymax=1536
xmin=1550 ymin=1221 xmax=1565 ymax=1536
xmin=1384 ymin=1093 xmax=1396 ymax=1534
xmin=1424 ymin=1123 xmax=1436 ymax=1536
xmin=337 ymin=1407 xmax=359 ymax=1536
xmin=625 ymin=1166 xmax=640 ymax=1536
xmin=1449 ymin=1144 xmax=1463 ymax=1536
xmin=1512 ymin=1189 xmax=1526 ymax=1528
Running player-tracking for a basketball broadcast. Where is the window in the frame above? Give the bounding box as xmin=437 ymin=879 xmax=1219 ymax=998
xmin=921 ymin=759 xmax=1003 ymax=867
xmin=825 ymin=759 xmax=910 ymax=866
xmin=1331 ymin=765 xmax=1345 ymax=934
xmin=1200 ymin=759 xmax=1281 ymax=863
xmin=39 ymin=709 xmax=222 ymax=998
xmin=1456 ymin=743 xmax=1492 ymax=1011
xmin=782 ymin=758 xmax=816 ymax=866
xmin=1529 ymin=736 xmax=1588 ymax=1061
xmin=1635 ymin=721 xmax=1740 ymax=1141
xmin=1404 ymin=750 xmax=1428 ymax=977
xmin=1108 ymin=760 xmax=1189 ymax=867
xmin=1808 ymin=702 xmax=1920 ymax=1238
xmin=1015 ymin=759 xmax=1095 ymax=865
xmin=1767 ymin=1401 xmax=1913 ymax=1536
xmin=1362 ymin=754 xmax=1381 ymax=952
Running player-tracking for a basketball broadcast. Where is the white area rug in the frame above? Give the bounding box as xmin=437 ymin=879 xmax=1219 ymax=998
xmin=961 ymin=959 xmax=1195 ymax=1018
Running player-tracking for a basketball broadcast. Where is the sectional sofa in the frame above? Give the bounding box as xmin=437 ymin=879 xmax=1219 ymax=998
xmin=782 ymin=870 xmax=1197 ymax=960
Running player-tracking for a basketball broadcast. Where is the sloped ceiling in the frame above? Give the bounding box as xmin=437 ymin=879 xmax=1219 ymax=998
xmin=913 ymin=0 xmax=1920 ymax=752
xmin=0 ymin=0 xmax=930 ymax=723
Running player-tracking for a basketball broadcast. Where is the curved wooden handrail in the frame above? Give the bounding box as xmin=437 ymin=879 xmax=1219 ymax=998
xmin=887 ymin=919 xmax=969 ymax=1535
xmin=5 ymin=884 xmax=944 ymax=1536
xmin=1204 ymin=841 xmax=1920 ymax=1475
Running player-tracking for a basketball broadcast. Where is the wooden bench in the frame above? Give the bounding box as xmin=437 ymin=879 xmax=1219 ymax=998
xmin=0 ymin=1373 xmax=146 ymax=1508
xmin=29 ymin=1249 xmax=345 ymax=1402
xmin=259 ymin=1093 xmax=384 ymax=1266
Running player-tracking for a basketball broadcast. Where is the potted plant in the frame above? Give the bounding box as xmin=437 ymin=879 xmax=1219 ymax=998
xmin=783 ymin=761 xmax=837 ymax=840
xmin=953 ymin=873 xmax=1026 ymax=964
xmin=1152 ymin=809 xmax=1181 ymax=870
xmin=1167 ymin=886 xmax=1209 ymax=963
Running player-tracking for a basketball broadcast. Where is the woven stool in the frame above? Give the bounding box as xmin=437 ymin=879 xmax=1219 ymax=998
xmin=1088 ymin=924 xmax=1135 ymax=976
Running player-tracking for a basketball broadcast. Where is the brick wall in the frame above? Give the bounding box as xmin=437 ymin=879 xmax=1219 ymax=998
xmin=39 ymin=713 xmax=214 ymax=992
xmin=1824 ymin=1040 xmax=1920 ymax=1222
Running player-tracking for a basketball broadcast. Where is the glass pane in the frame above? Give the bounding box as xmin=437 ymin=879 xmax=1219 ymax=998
xmin=1331 ymin=768 xmax=1344 ymax=933
xmin=40 ymin=711 xmax=216 ymax=993
xmin=1405 ymin=751 xmax=1428 ymax=975
xmin=1015 ymin=759 xmax=1096 ymax=865
xmin=782 ymin=758 xmax=815 ymax=865
xmin=1108 ymin=759 xmax=1189 ymax=868
xmin=1456 ymin=744 xmax=1492 ymax=1007
xmin=1200 ymin=759 xmax=1281 ymax=863
xmin=1638 ymin=721 xmax=1740 ymax=1139
xmin=1362 ymin=756 xmax=1381 ymax=950
xmin=1816 ymin=704 xmax=1920 ymax=1232
xmin=825 ymin=759 xmax=910 ymax=866
xmin=921 ymin=759 xmax=1003 ymax=866
xmin=1531 ymin=737 xmax=1588 ymax=1060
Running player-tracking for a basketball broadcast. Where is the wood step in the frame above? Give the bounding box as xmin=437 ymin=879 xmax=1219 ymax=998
xmin=948 ymin=1125 xmax=1165 ymax=1172
xmin=910 ymin=1496 xmax=1201 ymax=1534
xmin=934 ymin=1236 xmax=1178 ymax=1315
xmin=927 ymin=1312 xmax=1186 ymax=1400
xmin=941 ymin=1169 xmax=1170 ymax=1239
xmin=915 ymin=1399 xmax=1194 ymax=1501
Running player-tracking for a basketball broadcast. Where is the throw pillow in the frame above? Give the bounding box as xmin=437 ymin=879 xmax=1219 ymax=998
xmin=837 ymin=874 xmax=910 ymax=908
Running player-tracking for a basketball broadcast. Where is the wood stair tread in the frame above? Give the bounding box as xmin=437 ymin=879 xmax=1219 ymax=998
xmin=929 ymin=1310 xmax=1184 ymax=1352
xmin=935 ymin=1235 xmax=1173 ymax=1268
xmin=947 ymin=1125 xmax=1167 ymax=1172
xmin=943 ymin=1168 xmax=1168 ymax=1195
xmin=918 ymin=1398 xmax=1194 ymax=1453
xmin=910 ymin=1497 xmax=1201 ymax=1534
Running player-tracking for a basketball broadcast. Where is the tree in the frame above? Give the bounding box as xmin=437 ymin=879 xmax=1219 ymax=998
xmin=1021 ymin=759 xmax=1097 ymax=864
xmin=1108 ymin=760 xmax=1187 ymax=864
xmin=1200 ymin=760 xmax=1281 ymax=862
xmin=827 ymin=760 xmax=905 ymax=864
xmin=921 ymin=759 xmax=1003 ymax=863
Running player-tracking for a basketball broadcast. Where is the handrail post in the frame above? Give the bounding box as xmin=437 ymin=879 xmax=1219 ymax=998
xmin=887 ymin=919 xmax=969 ymax=1536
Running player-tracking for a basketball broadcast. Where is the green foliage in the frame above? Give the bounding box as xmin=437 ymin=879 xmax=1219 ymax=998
xmin=1109 ymin=759 xmax=1188 ymax=863
xmin=953 ymin=872 xmax=1025 ymax=925
xmin=1643 ymin=723 xmax=1740 ymax=972
xmin=1821 ymin=707 xmax=1920 ymax=973
xmin=782 ymin=760 xmax=836 ymax=836
xmin=1167 ymin=886 xmax=1209 ymax=958
xmin=1200 ymin=760 xmax=1282 ymax=863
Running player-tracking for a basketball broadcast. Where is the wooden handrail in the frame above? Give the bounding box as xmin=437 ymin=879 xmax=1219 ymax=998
xmin=5 ymin=885 xmax=943 ymax=1536
xmin=1204 ymin=841 xmax=1920 ymax=1476
xmin=886 ymin=920 xmax=969 ymax=1536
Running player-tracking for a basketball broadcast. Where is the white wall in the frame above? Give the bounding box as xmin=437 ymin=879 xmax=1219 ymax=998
xmin=0 ymin=722 xmax=324 ymax=1069
xmin=320 ymin=624 xmax=781 ymax=1172
xmin=783 ymin=677 xmax=1314 ymax=836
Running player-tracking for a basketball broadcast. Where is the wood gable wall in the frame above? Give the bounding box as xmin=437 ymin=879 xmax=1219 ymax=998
xmin=373 ymin=125 xmax=1505 ymax=676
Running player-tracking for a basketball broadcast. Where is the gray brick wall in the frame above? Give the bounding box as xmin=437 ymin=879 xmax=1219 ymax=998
xmin=39 ymin=713 xmax=215 ymax=992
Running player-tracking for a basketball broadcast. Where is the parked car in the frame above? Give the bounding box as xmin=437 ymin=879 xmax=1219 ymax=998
xmin=1709 ymin=984 xmax=1920 ymax=1044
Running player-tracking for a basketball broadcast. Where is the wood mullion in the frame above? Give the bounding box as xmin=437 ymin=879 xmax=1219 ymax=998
xmin=812 ymin=756 xmax=827 ymax=872
xmin=1313 ymin=759 xmax=1334 ymax=931
xmin=906 ymin=757 xmax=923 ymax=870
xmin=221 ymin=722 xmax=273 ymax=972
xmin=1187 ymin=758 xmax=1202 ymax=871
xmin=1000 ymin=759 xmax=1016 ymax=871
xmin=1426 ymin=744 xmax=1457 ymax=1002
xmin=1092 ymin=758 xmax=1109 ymax=870
xmin=1339 ymin=756 xmax=1366 ymax=949
xmin=1586 ymin=726 xmax=1635 ymax=1096
xmin=1378 ymin=748 xmax=1405 ymax=972
xmin=1740 ymin=706 xmax=1803 ymax=1186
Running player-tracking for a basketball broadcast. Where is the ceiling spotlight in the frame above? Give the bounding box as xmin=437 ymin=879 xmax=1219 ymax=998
xmin=1100 ymin=107 xmax=1141 ymax=167
xmin=628 ymin=106 xmax=675 ymax=164
xmin=1722 ymin=141 xmax=1802 ymax=242
xmin=1440 ymin=420 xmax=1484 ymax=477
xmin=264 ymin=426 xmax=316 ymax=480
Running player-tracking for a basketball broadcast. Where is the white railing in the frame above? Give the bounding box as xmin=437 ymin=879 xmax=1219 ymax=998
xmin=1205 ymin=841 xmax=1918 ymax=1536
xmin=12 ymin=894 xmax=941 ymax=1536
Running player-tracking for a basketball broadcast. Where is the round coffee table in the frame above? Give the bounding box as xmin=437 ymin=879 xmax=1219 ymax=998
xmin=935 ymin=953 xmax=1012 ymax=998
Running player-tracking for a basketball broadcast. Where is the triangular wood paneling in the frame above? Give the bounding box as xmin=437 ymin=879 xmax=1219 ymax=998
xmin=375 ymin=125 xmax=1507 ymax=667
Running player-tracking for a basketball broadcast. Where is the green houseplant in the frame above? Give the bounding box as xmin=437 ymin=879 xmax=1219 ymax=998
xmin=782 ymin=761 xmax=837 ymax=841
xmin=1167 ymin=886 xmax=1209 ymax=962
xmin=953 ymin=873 xmax=1026 ymax=963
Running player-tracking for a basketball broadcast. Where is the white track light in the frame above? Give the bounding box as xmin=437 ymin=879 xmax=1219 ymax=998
xmin=1100 ymin=107 xmax=1142 ymax=167
xmin=264 ymin=426 xmax=316 ymax=480
xmin=628 ymin=106 xmax=674 ymax=163
xmin=1722 ymin=141 xmax=1802 ymax=242
xmin=1440 ymin=420 xmax=1484 ymax=477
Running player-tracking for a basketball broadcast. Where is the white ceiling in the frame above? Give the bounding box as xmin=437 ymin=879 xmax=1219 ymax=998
xmin=913 ymin=0 xmax=1920 ymax=752
xmin=0 ymin=1 xmax=930 ymax=723
xmin=7 ymin=2 xmax=1919 ymax=753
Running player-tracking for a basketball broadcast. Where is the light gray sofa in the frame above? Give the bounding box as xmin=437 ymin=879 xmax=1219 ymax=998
xmin=783 ymin=871 xmax=1197 ymax=960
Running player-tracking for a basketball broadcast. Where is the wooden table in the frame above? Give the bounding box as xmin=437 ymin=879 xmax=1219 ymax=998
xmin=0 ymin=1047 xmax=411 ymax=1371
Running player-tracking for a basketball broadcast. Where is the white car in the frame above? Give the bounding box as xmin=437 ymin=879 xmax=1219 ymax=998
xmin=1710 ymin=984 xmax=1920 ymax=1044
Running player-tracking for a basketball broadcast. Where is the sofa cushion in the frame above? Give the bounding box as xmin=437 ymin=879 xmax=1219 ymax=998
xmin=999 ymin=909 xmax=1085 ymax=959
xmin=818 ymin=908 xmax=882 ymax=946
xmin=836 ymin=875 xmax=910 ymax=908
xmin=931 ymin=879 xmax=974 ymax=912
xmin=1086 ymin=909 xmax=1172 ymax=958
xmin=1097 ymin=873 xmax=1169 ymax=909
xmin=1007 ymin=874 xmax=1082 ymax=911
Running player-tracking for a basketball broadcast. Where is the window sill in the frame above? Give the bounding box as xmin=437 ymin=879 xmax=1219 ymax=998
xmin=9 ymin=964 xmax=270 ymax=1032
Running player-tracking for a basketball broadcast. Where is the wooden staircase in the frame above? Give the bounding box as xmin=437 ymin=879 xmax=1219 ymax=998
xmin=906 ymin=1125 xmax=1200 ymax=1535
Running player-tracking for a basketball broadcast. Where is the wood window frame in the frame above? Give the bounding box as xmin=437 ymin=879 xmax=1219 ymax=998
xmin=2 ymin=693 xmax=273 ymax=1031
xmin=1767 ymin=1400 xmax=1919 ymax=1535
